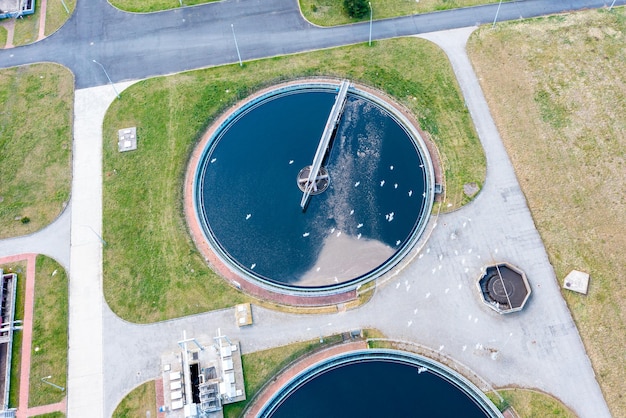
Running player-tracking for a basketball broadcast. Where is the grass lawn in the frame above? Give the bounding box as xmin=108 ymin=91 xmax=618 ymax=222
xmin=44 ymin=0 xmax=76 ymax=37
xmin=0 ymin=63 xmax=73 ymax=239
xmin=488 ymin=389 xmax=576 ymax=418
xmin=1 ymin=261 xmax=26 ymax=408
xmin=11 ymin=7 xmax=40 ymax=46
xmin=0 ymin=26 xmax=7 ymax=48
xmin=28 ymin=256 xmax=68 ymax=407
xmin=223 ymin=335 xmax=343 ymax=418
xmin=103 ymin=37 xmax=484 ymax=323
xmin=468 ymin=8 xmax=626 ymax=418
xmin=31 ymin=413 xmax=65 ymax=418
xmin=109 ymin=0 xmax=217 ymax=13
xmin=300 ymin=0 xmax=504 ymax=26
xmin=112 ymin=381 xmax=156 ymax=418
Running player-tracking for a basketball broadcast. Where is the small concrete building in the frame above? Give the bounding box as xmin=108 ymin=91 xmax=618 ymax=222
xmin=159 ymin=330 xmax=245 ymax=418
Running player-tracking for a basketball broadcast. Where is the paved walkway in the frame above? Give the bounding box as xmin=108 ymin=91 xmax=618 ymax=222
xmin=66 ymin=81 xmax=134 ymax=418
xmin=0 ymin=254 xmax=67 ymax=418
xmin=37 ymin=0 xmax=47 ymax=40
xmin=0 ymin=18 xmax=15 ymax=48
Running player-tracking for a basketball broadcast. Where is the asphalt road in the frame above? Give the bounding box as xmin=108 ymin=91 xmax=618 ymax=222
xmin=0 ymin=0 xmax=624 ymax=88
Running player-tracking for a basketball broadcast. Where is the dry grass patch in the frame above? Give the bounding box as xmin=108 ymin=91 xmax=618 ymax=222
xmin=44 ymin=0 xmax=76 ymax=37
xmin=112 ymin=381 xmax=156 ymax=418
xmin=300 ymin=0 xmax=503 ymax=26
xmin=468 ymin=8 xmax=626 ymax=417
xmin=0 ymin=63 xmax=73 ymax=238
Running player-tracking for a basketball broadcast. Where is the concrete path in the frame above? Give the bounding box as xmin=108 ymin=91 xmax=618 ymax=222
xmin=67 ymin=81 xmax=134 ymax=418
xmin=37 ymin=0 xmax=47 ymax=40
xmin=0 ymin=18 xmax=15 ymax=48
xmin=0 ymin=206 xmax=71 ymax=270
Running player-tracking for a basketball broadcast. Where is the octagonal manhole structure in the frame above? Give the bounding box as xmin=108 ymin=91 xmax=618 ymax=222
xmin=477 ymin=262 xmax=531 ymax=314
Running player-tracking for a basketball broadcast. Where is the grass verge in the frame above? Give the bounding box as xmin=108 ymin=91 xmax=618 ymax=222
xmin=488 ymin=389 xmax=576 ymax=418
xmin=103 ymin=37 xmax=483 ymax=322
xmin=112 ymin=381 xmax=156 ymax=418
xmin=1 ymin=262 xmax=26 ymax=408
xmin=109 ymin=0 xmax=217 ymax=13
xmin=28 ymin=256 xmax=68 ymax=407
xmin=223 ymin=335 xmax=343 ymax=418
xmin=44 ymin=0 xmax=76 ymax=37
xmin=0 ymin=26 xmax=7 ymax=48
xmin=31 ymin=413 xmax=65 ymax=418
xmin=468 ymin=8 xmax=626 ymax=417
xmin=11 ymin=7 xmax=40 ymax=46
xmin=0 ymin=63 xmax=73 ymax=239
xmin=300 ymin=0 xmax=504 ymax=26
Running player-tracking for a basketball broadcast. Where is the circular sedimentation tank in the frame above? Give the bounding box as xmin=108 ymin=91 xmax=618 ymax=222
xmin=192 ymin=81 xmax=435 ymax=297
xmin=256 ymin=349 xmax=501 ymax=418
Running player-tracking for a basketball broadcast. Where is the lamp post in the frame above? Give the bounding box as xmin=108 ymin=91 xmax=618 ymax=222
xmin=92 ymin=60 xmax=121 ymax=99
xmin=368 ymin=2 xmax=372 ymax=46
xmin=231 ymin=24 xmax=243 ymax=67
xmin=492 ymin=0 xmax=503 ymax=28
xmin=41 ymin=375 xmax=65 ymax=391
xmin=82 ymin=224 xmax=107 ymax=246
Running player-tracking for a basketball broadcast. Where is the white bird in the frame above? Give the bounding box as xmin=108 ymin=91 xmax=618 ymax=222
xmin=422 ymin=192 xmax=426 ymax=198
xmin=245 ymin=214 xmax=251 ymax=220
xmin=210 ymin=158 xmax=217 ymax=163
xmin=390 ymin=165 xmax=394 ymax=170
xmin=407 ymin=320 xmax=413 ymax=327
xmin=380 ymin=180 xmax=385 ymax=187
xmin=350 ymin=210 xmax=354 ymax=215
xmin=354 ymin=181 xmax=360 ymax=187
xmin=336 ymin=231 xmax=341 ymax=237
xmin=394 ymin=183 xmax=398 ymax=189
xmin=289 ymin=160 xmax=294 ymax=164
xmin=408 ymin=190 xmax=413 ymax=197
xmin=251 ymin=263 xmax=256 ymax=269
xmin=330 ymin=227 xmax=335 ymax=233
xmin=357 ymin=223 xmax=363 ymax=229
xmin=316 ymin=267 xmax=321 ymax=272
xmin=357 ymin=233 xmax=362 ymax=239
xmin=396 ymin=240 xmax=401 ymax=246
xmin=303 ymin=232 xmax=310 ymax=237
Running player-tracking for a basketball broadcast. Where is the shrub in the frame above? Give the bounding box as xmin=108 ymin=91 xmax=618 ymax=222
xmin=344 ymin=0 xmax=369 ymax=18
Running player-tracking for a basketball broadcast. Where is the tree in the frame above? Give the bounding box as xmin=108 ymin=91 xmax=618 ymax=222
xmin=344 ymin=0 xmax=369 ymax=19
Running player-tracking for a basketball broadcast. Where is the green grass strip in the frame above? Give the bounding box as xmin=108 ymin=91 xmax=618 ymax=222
xmin=109 ymin=0 xmax=218 ymax=13
xmin=300 ymin=0 xmax=505 ymax=27
xmin=28 ymin=256 xmax=68 ymax=407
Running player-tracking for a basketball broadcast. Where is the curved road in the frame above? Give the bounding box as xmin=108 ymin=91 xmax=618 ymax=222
xmin=1 ymin=1 xmax=622 ymax=418
xmin=0 ymin=0 xmax=623 ymax=88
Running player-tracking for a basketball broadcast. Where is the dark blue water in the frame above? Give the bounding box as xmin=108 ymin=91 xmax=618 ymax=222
xmin=197 ymin=88 xmax=428 ymax=288
xmin=268 ymin=359 xmax=491 ymax=418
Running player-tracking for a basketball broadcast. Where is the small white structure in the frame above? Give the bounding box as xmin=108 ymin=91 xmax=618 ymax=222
xmin=563 ymin=270 xmax=590 ymax=294
xmin=117 ymin=127 xmax=137 ymax=152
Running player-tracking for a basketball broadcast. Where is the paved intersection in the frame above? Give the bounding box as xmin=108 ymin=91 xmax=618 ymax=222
xmin=1 ymin=1 xmax=621 ymax=417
